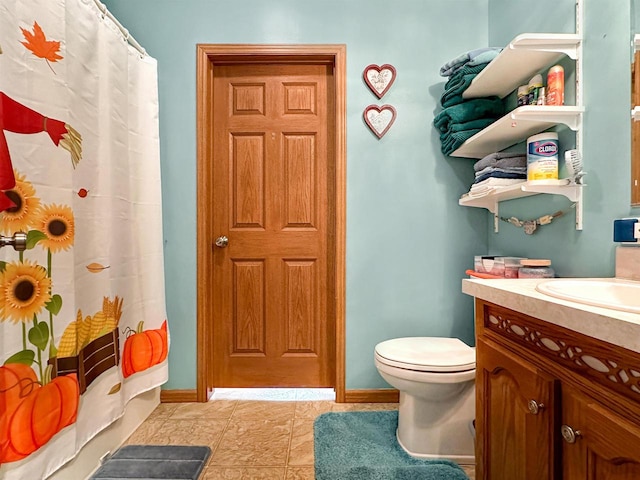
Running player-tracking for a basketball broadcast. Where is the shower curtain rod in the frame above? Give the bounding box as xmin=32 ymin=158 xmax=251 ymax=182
xmin=93 ymin=0 xmax=147 ymax=57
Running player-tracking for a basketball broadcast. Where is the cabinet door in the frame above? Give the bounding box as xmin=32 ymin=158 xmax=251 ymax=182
xmin=476 ymin=338 xmax=559 ymax=480
xmin=562 ymin=385 xmax=640 ymax=480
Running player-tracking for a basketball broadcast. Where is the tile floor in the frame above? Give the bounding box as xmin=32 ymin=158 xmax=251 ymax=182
xmin=125 ymin=389 xmax=476 ymax=479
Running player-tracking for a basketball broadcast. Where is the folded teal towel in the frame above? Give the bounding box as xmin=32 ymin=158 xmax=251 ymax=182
xmin=441 ymin=73 xmax=478 ymax=107
xmin=448 ymin=117 xmax=497 ymax=133
xmin=434 ymin=97 xmax=504 ymax=134
xmin=440 ymin=129 xmax=483 ymax=155
xmin=444 ymin=62 xmax=490 ymax=90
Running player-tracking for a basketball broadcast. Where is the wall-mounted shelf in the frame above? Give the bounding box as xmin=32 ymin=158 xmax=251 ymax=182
xmin=463 ymin=33 xmax=581 ymax=99
xmin=459 ymin=180 xmax=583 ymax=232
xmin=452 ymin=31 xmax=584 ymax=231
xmin=450 ymin=105 xmax=584 ymax=159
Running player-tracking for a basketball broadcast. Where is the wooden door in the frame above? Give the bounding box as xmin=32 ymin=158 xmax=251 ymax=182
xmin=209 ymin=63 xmax=334 ymax=387
xmin=562 ymin=385 xmax=640 ymax=480
xmin=476 ymin=338 xmax=559 ymax=480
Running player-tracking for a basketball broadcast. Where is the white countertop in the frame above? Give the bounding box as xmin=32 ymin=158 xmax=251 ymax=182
xmin=462 ymin=277 xmax=640 ymax=354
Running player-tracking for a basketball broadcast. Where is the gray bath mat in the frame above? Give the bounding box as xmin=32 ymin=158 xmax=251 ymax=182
xmin=90 ymin=445 xmax=210 ymax=479
xmin=314 ymin=411 xmax=469 ymax=480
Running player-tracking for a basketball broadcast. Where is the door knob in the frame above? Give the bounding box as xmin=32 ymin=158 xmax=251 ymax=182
xmin=215 ymin=236 xmax=229 ymax=248
xmin=561 ymin=424 xmax=582 ymax=444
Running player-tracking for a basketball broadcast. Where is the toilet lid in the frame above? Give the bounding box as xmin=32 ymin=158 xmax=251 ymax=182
xmin=375 ymin=337 xmax=476 ymax=372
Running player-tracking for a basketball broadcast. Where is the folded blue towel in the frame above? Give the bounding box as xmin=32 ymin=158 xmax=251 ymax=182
xmin=474 ymin=171 xmax=527 ymax=184
xmin=467 ymin=49 xmax=502 ymax=68
xmin=475 ymin=166 xmax=526 ymax=178
xmin=473 ymin=152 xmax=527 ymax=171
xmin=434 ymin=97 xmax=504 ymax=134
xmin=440 ymin=47 xmax=502 ymax=77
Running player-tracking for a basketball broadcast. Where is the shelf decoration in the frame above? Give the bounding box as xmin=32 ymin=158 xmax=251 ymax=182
xmin=364 ymin=104 xmax=396 ymax=139
xmin=363 ymin=64 xmax=396 ymax=99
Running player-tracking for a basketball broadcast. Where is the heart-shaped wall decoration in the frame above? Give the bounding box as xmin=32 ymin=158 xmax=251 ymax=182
xmin=363 ymin=104 xmax=397 ymax=139
xmin=363 ymin=64 xmax=397 ymax=99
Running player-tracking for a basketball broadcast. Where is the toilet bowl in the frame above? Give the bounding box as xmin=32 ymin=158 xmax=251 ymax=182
xmin=374 ymin=337 xmax=476 ymax=463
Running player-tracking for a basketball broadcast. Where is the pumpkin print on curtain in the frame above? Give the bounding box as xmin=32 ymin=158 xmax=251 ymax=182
xmin=0 ymin=1 xmax=168 ymax=479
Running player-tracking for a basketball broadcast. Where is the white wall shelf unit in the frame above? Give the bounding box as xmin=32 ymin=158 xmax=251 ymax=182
xmin=463 ymin=33 xmax=581 ymax=99
xmin=459 ymin=181 xmax=583 ymax=232
xmin=450 ymin=105 xmax=584 ymax=159
xmin=454 ymin=30 xmax=584 ymax=232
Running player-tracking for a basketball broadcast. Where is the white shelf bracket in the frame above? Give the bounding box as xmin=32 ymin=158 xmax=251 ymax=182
xmin=508 ymin=34 xmax=581 ymax=60
xmin=509 ymin=44 xmax=578 ymax=60
xmin=574 ymin=186 xmax=583 ymax=230
xmin=519 ymin=183 xmax=584 ymax=230
xmin=510 ymin=108 xmax=583 ymax=131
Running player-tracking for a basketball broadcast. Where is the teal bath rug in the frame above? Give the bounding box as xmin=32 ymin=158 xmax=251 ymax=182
xmin=314 ymin=410 xmax=470 ymax=480
xmin=90 ymin=445 xmax=210 ymax=480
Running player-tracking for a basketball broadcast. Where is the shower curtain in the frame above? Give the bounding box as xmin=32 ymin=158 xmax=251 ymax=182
xmin=0 ymin=1 xmax=168 ymax=478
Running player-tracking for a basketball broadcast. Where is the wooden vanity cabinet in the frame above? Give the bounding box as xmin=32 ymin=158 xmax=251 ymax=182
xmin=474 ymin=299 xmax=640 ymax=480
xmin=476 ymin=337 xmax=559 ymax=479
xmin=561 ymin=385 xmax=640 ymax=480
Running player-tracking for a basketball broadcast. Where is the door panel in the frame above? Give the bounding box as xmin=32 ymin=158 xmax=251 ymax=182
xmin=211 ymin=63 xmax=332 ymax=387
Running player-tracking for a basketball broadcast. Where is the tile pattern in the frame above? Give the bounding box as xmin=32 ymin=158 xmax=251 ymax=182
xmin=125 ymin=389 xmax=475 ymax=479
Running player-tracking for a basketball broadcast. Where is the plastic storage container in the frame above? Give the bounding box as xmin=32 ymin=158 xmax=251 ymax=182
xmin=527 ymin=132 xmax=559 ymax=181
xmin=475 ymin=256 xmax=527 ymax=277
xmin=518 ymin=259 xmax=555 ymax=278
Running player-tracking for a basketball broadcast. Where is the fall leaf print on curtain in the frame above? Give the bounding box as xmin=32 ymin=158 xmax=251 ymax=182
xmin=20 ymin=21 xmax=63 ymax=74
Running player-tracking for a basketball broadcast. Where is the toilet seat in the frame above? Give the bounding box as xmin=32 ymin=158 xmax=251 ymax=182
xmin=375 ymin=337 xmax=475 ymax=373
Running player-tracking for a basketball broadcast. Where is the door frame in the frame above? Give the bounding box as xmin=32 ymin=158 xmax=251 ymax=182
xmin=195 ymin=44 xmax=346 ymax=402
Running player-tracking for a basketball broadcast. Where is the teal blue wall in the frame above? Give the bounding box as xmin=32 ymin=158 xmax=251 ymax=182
xmin=104 ymin=0 xmax=635 ymax=390
xmin=103 ymin=0 xmax=489 ymax=390
xmin=487 ymin=1 xmax=634 ymax=277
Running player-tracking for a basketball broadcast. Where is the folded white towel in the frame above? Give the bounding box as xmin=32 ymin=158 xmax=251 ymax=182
xmin=470 ymin=178 xmax=526 ymax=190
xmin=466 ymin=179 xmax=527 ymax=199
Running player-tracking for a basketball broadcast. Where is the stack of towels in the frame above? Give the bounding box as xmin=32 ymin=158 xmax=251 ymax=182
xmin=463 ymin=152 xmax=527 ymax=199
xmin=434 ymin=48 xmax=504 ymax=156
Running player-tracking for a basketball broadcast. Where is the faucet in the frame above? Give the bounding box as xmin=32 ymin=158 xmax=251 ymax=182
xmin=0 ymin=232 xmax=27 ymax=251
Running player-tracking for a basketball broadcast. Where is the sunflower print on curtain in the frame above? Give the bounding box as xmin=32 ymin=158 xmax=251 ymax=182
xmin=0 ymin=0 xmax=168 ymax=479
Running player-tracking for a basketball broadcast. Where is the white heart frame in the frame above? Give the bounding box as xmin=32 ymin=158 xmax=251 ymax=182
xmin=363 ymin=104 xmax=397 ymax=139
xmin=363 ymin=64 xmax=397 ymax=99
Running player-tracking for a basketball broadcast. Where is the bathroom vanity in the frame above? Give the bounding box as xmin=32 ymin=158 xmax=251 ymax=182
xmin=462 ymin=278 xmax=640 ymax=480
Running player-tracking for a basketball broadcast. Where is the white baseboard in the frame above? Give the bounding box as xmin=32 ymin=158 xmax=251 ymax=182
xmin=47 ymin=387 xmax=160 ymax=480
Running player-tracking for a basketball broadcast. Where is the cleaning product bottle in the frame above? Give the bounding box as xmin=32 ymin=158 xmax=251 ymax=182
xmin=546 ymin=65 xmax=564 ymax=106
xmin=527 ymin=132 xmax=559 ymax=181
xmin=517 ymin=85 xmax=529 ymax=106
xmin=527 ymin=74 xmax=543 ymax=105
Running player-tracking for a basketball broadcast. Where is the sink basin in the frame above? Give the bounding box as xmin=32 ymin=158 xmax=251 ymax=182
xmin=535 ymin=278 xmax=640 ymax=314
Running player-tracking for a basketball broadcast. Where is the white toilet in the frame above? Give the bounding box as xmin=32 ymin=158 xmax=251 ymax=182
xmin=374 ymin=337 xmax=476 ymax=463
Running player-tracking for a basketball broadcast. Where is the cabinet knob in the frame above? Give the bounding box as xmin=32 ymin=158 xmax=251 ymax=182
xmin=527 ymin=399 xmax=545 ymax=415
xmin=561 ymin=424 xmax=582 ymax=444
